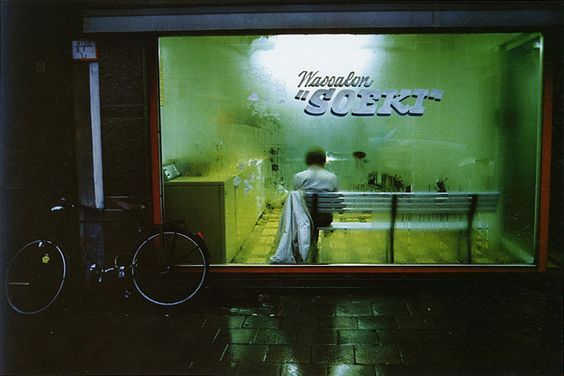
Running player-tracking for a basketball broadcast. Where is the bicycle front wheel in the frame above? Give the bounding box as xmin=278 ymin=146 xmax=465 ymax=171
xmin=131 ymin=230 xmax=208 ymax=306
xmin=5 ymin=240 xmax=67 ymax=315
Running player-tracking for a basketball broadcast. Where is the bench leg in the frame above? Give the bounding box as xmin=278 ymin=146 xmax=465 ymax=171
xmin=310 ymin=228 xmax=319 ymax=264
xmin=466 ymin=195 xmax=478 ymax=264
xmin=388 ymin=194 xmax=398 ymax=264
xmin=457 ymin=230 xmax=464 ymax=263
xmin=466 ymin=231 xmax=472 ymax=264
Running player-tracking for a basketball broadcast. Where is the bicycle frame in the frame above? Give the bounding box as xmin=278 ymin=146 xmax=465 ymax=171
xmin=47 ymin=199 xmax=149 ymax=286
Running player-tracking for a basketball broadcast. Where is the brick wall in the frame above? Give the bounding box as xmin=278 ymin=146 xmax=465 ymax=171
xmin=98 ymin=35 xmax=152 ymax=200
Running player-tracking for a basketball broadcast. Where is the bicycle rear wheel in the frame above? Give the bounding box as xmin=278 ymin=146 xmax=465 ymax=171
xmin=5 ymin=240 xmax=67 ymax=314
xmin=131 ymin=230 xmax=208 ymax=306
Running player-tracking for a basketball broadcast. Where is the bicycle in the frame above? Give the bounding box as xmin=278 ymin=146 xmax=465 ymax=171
xmin=4 ymin=198 xmax=209 ymax=315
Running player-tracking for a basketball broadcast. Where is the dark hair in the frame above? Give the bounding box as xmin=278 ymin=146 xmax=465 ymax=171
xmin=305 ymin=149 xmax=326 ymax=166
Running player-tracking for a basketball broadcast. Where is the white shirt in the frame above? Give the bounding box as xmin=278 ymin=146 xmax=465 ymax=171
xmin=293 ymin=165 xmax=338 ymax=192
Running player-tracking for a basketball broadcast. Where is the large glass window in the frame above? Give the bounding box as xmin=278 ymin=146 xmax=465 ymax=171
xmin=159 ymin=33 xmax=543 ymax=266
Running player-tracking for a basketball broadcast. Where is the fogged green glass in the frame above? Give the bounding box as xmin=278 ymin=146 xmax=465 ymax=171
xmin=159 ymin=33 xmax=543 ymax=266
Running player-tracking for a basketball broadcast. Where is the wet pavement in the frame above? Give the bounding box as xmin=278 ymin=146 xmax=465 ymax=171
xmin=2 ymin=274 xmax=562 ymax=375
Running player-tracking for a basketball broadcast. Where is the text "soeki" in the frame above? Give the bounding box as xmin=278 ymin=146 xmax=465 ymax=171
xmin=294 ymin=71 xmax=444 ymax=117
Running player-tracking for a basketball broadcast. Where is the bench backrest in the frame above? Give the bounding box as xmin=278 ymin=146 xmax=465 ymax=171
xmin=305 ymin=192 xmax=500 ymax=215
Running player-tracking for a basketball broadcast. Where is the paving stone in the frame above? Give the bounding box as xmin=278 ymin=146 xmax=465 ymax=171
xmin=242 ymin=316 xmax=281 ymax=329
xmin=300 ymin=303 xmax=336 ymax=316
xmin=318 ymin=295 xmax=355 ymax=304
xmin=184 ymin=343 xmax=229 ymax=363
xmin=168 ymin=327 xmax=216 ymax=345
xmin=234 ymin=362 xmax=280 ymax=376
xmin=136 ymin=334 xmax=187 ymax=362
xmin=376 ymin=330 xmax=419 ymax=345
xmin=262 ymin=228 xmax=278 ymax=236
xmin=406 ymin=302 xmax=447 ymax=316
xmin=336 ymin=302 xmax=373 ymax=316
xmin=108 ymin=359 xmax=192 ymax=375
xmin=226 ymin=307 xmax=258 ymax=316
xmin=395 ymin=343 xmax=422 ymax=365
xmin=355 ymin=345 xmax=402 ymax=365
xmin=281 ymin=363 xmax=327 ymax=376
xmin=276 ymin=298 xmax=303 ymax=315
xmin=45 ymin=342 xmax=130 ymax=374
xmin=395 ymin=315 xmax=451 ymax=330
xmin=214 ymin=328 xmax=257 ymax=345
xmin=254 ymin=329 xmax=297 ymax=345
xmin=319 ymin=316 xmax=358 ymax=329
xmin=417 ymin=330 xmax=466 ymax=347
xmin=266 ymin=345 xmax=311 ymax=363
xmin=376 ymin=365 xmax=475 ymax=376
xmin=372 ymin=303 xmax=410 ymax=316
xmin=221 ymin=344 xmax=268 ymax=362
xmin=329 ymin=364 xmax=376 ymax=376
xmin=279 ymin=314 xmax=319 ymax=328
xmin=256 ymin=306 xmax=281 ymax=317
xmin=397 ymin=343 xmax=459 ymax=366
xmin=295 ymin=329 xmax=338 ymax=345
xmin=311 ymin=344 xmax=355 ymax=364
xmin=4 ymin=279 xmax=562 ymax=375
xmin=186 ymin=361 xmax=237 ymax=375
xmin=363 ymin=295 xmax=408 ymax=305
xmin=447 ymin=345 xmax=501 ymax=367
xmin=253 ymin=249 xmax=272 ymax=257
xmin=161 ymin=314 xmax=208 ymax=328
xmin=338 ymin=329 xmax=380 ymax=344
xmin=485 ymin=342 xmax=557 ymax=368
xmin=358 ymin=316 xmax=398 ymax=330
xmin=204 ymin=315 xmax=245 ymax=329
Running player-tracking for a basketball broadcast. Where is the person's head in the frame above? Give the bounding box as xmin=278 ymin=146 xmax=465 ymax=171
xmin=305 ymin=148 xmax=326 ymax=167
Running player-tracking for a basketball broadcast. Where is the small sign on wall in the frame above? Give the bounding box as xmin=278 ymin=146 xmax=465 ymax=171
xmin=72 ymin=40 xmax=98 ymax=61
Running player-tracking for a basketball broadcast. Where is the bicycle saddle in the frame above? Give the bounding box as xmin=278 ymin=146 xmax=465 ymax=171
xmin=115 ymin=200 xmax=146 ymax=212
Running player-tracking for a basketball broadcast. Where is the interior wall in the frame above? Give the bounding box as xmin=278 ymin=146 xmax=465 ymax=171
xmin=98 ymin=35 xmax=151 ymax=199
xmin=284 ymin=34 xmax=508 ymax=193
xmin=500 ymin=35 xmax=544 ymax=262
xmin=160 ymin=36 xmax=271 ymax=178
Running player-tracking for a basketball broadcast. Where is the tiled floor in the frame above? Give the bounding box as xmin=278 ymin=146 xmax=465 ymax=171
xmin=233 ymin=209 xmax=282 ymax=263
xmin=232 ymin=209 xmax=523 ymax=264
xmin=2 ymin=276 xmax=562 ymax=375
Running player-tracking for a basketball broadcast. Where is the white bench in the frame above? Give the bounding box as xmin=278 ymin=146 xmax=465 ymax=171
xmin=305 ymin=191 xmax=500 ymax=263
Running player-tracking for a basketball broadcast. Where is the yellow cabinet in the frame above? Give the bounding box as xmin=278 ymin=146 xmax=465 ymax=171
xmin=164 ymin=163 xmax=266 ymax=263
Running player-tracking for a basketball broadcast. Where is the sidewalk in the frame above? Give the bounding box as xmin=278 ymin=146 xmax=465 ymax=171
xmin=2 ymin=274 xmax=562 ymax=375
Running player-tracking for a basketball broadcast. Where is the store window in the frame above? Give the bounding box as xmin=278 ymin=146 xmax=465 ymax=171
xmin=159 ymin=33 xmax=543 ymax=266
